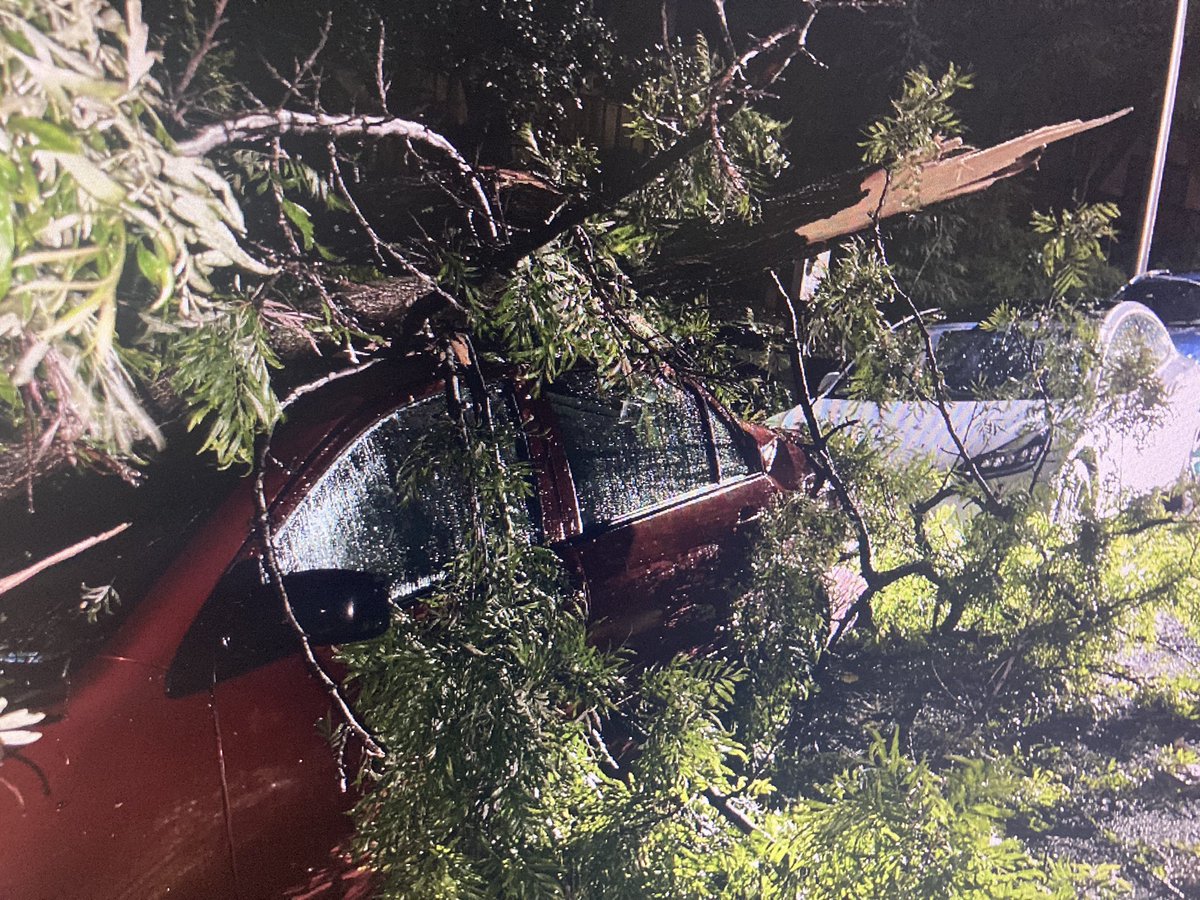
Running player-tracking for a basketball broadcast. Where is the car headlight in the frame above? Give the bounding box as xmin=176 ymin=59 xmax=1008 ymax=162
xmin=973 ymin=431 xmax=1049 ymax=475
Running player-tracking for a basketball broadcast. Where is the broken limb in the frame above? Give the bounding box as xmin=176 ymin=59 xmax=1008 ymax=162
xmin=0 ymin=522 xmax=131 ymax=598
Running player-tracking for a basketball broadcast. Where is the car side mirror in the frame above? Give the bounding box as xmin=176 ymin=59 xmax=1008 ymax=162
xmin=278 ymin=568 xmax=392 ymax=645
xmin=167 ymin=561 xmax=393 ymax=698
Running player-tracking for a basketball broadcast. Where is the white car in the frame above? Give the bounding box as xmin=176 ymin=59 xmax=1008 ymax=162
xmin=772 ymin=302 xmax=1200 ymax=516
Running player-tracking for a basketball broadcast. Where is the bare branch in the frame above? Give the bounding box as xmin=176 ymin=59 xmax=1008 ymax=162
xmin=0 ymin=522 xmax=130 ymax=597
xmin=709 ymin=0 xmax=736 ymax=56
xmin=170 ymin=0 xmax=230 ymax=121
xmin=326 ymin=142 xmax=465 ymax=315
xmin=277 ymin=10 xmax=332 ymax=110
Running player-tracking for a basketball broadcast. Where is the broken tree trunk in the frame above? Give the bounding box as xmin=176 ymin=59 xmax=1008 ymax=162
xmin=634 ymin=110 xmax=1130 ymax=296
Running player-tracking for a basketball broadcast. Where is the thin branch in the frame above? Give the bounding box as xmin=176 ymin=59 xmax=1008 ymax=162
xmin=325 ymin=142 xmax=465 ymax=314
xmin=171 ymin=0 xmax=231 ymax=122
xmin=276 ymin=10 xmax=332 ymax=110
xmin=867 ymin=186 xmax=1007 ymax=517
xmin=178 ymin=110 xmax=499 ymax=243
xmin=770 ymin=270 xmax=877 ymax=580
xmin=0 ymin=522 xmax=130 ymax=597
xmin=251 ymin=385 xmax=386 ymax=759
xmin=709 ymin=0 xmax=737 ymax=57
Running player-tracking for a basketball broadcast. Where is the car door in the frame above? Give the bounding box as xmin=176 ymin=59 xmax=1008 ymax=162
xmin=193 ymin=381 xmax=544 ymax=898
xmin=202 ymin=387 xmax=465 ymax=898
xmin=537 ymin=374 xmax=781 ymax=657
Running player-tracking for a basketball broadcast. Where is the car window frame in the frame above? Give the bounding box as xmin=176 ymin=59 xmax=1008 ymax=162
xmin=540 ymin=375 xmax=763 ymax=537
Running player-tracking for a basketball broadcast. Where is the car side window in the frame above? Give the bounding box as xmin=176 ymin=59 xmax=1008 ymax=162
xmin=546 ymin=374 xmax=751 ymax=528
xmin=167 ymin=387 xmax=532 ymax=696
xmin=273 ymin=395 xmax=465 ymax=599
xmin=711 ymin=408 xmax=752 ymax=480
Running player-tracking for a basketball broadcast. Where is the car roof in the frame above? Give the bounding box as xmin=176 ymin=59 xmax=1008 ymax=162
xmin=1125 ymin=270 xmax=1200 ymax=286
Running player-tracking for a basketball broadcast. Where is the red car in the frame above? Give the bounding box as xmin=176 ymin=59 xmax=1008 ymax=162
xmin=0 ymin=352 xmax=808 ymax=898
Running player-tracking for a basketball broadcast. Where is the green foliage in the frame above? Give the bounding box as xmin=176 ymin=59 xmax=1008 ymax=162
xmin=342 ymin=415 xmax=620 ymax=897
xmin=626 ymin=36 xmax=789 ymax=229
xmin=861 ymin=64 xmax=974 ymax=168
xmin=0 ymin=0 xmax=271 ymax=461
xmin=729 ymin=492 xmax=840 ymax=750
xmin=804 ymin=238 xmax=929 ymax=401
xmin=764 ymin=732 xmax=1120 ymax=899
xmin=167 ymin=301 xmax=281 ymax=468
xmin=340 ymin=411 xmax=768 ymax=898
xmin=478 ymin=233 xmax=640 ymax=387
xmin=656 ymin=302 xmax=795 ymax=420
xmin=1031 ymin=201 xmax=1121 ymax=301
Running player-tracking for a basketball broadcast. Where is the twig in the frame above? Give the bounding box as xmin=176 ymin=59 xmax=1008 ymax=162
xmin=0 ymin=522 xmax=130 ymax=597
xmin=171 ymin=0 xmax=231 ymax=122
xmin=867 ymin=185 xmax=1007 ymax=517
xmin=276 ymin=11 xmax=332 ymax=110
xmin=252 ymin=423 xmax=386 ymax=760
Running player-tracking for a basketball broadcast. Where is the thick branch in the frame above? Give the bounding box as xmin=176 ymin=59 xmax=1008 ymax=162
xmin=638 ymin=111 xmax=1130 ymax=294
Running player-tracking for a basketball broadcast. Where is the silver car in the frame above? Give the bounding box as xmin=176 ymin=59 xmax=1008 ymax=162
xmin=772 ymin=302 xmax=1200 ymax=516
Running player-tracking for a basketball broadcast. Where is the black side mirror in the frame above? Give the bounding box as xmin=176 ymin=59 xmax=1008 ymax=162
xmin=281 ymin=568 xmax=392 ymax=645
xmin=167 ymin=561 xmax=392 ymax=697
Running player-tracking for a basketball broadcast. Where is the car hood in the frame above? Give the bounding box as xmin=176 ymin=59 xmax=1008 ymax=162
xmin=773 ymin=399 xmax=1051 ymax=469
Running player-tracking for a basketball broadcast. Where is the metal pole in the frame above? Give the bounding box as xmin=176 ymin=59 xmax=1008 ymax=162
xmin=1135 ymin=0 xmax=1190 ymax=276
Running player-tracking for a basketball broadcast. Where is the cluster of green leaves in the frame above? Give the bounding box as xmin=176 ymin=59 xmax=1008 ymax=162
xmin=727 ymin=491 xmax=841 ymax=751
xmin=340 ymin=413 xmax=619 ymax=897
xmin=478 ymin=230 xmax=643 ymax=388
xmin=0 ymin=0 xmax=275 ymax=465
xmin=883 ymin=191 xmax=1126 ymax=321
xmin=1032 ymin=201 xmax=1121 ymax=301
xmin=861 ymin=63 xmax=974 ymax=169
xmin=626 ymin=35 xmax=789 ymax=229
xmin=166 ymin=300 xmax=280 ymax=468
xmin=759 ymin=732 xmax=1119 ymax=899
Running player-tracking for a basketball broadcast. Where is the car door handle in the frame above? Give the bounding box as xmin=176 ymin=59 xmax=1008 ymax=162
xmin=736 ymin=506 xmax=762 ymax=525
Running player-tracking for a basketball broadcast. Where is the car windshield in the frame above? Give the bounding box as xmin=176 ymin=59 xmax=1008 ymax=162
xmin=1119 ymin=278 xmax=1200 ymax=325
xmin=934 ymin=329 xmax=1049 ymax=400
xmin=828 ymin=327 xmax=1084 ymax=402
